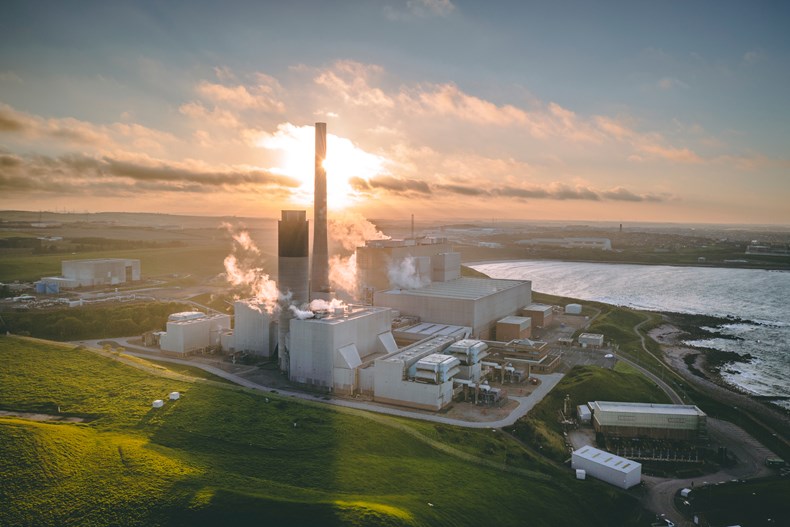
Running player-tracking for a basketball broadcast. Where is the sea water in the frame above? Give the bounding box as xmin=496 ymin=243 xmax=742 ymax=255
xmin=472 ymin=261 xmax=790 ymax=408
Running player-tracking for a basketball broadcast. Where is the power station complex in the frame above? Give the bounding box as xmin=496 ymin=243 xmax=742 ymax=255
xmin=159 ymin=123 xmax=546 ymax=410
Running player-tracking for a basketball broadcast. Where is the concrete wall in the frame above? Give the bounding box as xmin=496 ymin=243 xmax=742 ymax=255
xmin=160 ymin=314 xmax=230 ymax=354
xmin=289 ymin=308 xmax=392 ymax=390
xmin=372 ymin=359 xmax=455 ymax=410
xmin=234 ymin=301 xmax=273 ymax=356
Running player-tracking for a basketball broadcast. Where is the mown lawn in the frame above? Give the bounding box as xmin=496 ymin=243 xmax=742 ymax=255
xmin=0 ymin=336 xmax=650 ymax=526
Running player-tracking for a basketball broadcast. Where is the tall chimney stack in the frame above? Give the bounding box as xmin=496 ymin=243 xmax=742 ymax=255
xmin=311 ymin=122 xmax=330 ymax=297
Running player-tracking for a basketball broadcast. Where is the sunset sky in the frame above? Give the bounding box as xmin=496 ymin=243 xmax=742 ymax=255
xmin=1 ymin=1 xmax=788 ymax=224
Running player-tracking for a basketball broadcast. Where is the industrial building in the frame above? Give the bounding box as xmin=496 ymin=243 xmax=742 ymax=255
xmin=372 ymin=335 xmax=462 ymax=411
xmin=229 ymin=300 xmax=275 ymax=357
xmin=565 ymin=303 xmax=582 ymax=315
xmin=590 ymin=401 xmax=707 ymax=441
xmin=288 ymin=305 xmax=393 ymax=393
xmin=356 ymin=238 xmax=455 ymax=297
xmin=375 ymin=277 xmax=531 ymax=339
xmin=278 ymin=209 xmax=310 ymax=370
xmin=485 ymin=338 xmax=561 ymax=375
xmin=496 ymin=315 xmax=531 ymax=341
xmin=517 ymin=237 xmax=612 ymax=251
xmin=38 ymin=258 xmax=141 ymax=289
xmin=578 ymin=333 xmax=605 ymax=348
xmin=160 ymin=312 xmax=231 ymax=355
xmin=521 ymin=303 xmax=554 ymax=328
xmin=572 ymin=445 xmax=641 ymax=489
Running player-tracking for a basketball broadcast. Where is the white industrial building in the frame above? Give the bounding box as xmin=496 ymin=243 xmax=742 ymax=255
xmin=39 ymin=258 xmax=141 ymax=289
xmin=572 ymin=445 xmax=641 ymax=489
xmin=375 ymin=277 xmax=531 ymax=339
xmin=565 ymin=303 xmax=582 ymax=315
xmin=591 ymin=401 xmax=707 ymax=441
xmin=288 ymin=306 xmax=394 ymax=393
xmin=228 ymin=300 xmax=275 ymax=357
xmin=356 ymin=238 xmax=455 ymax=296
xmin=160 ymin=312 xmax=231 ymax=355
xmin=517 ymin=237 xmax=612 ymax=251
xmin=578 ymin=333 xmax=605 ymax=348
xmin=372 ymin=335 xmax=459 ymax=410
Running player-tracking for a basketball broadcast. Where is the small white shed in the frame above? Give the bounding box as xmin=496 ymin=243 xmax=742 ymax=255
xmin=571 ymin=445 xmax=641 ymax=489
xmin=169 ymin=392 xmax=181 ymax=400
xmin=565 ymin=303 xmax=582 ymax=315
xmin=577 ymin=404 xmax=592 ymax=423
xmin=152 ymin=399 xmax=164 ymax=408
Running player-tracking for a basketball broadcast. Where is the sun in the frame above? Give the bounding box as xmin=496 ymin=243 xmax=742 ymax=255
xmin=259 ymin=123 xmax=386 ymax=209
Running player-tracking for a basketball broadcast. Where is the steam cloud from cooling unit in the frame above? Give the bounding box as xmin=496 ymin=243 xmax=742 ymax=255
xmin=221 ymin=215 xmax=390 ymax=313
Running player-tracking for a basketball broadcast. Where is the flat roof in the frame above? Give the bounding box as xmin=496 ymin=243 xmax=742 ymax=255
xmin=498 ymin=315 xmax=530 ymax=325
xmin=593 ymin=401 xmax=706 ymax=417
xmin=381 ymin=277 xmax=528 ymax=301
xmin=523 ymin=303 xmax=553 ymax=311
xmin=574 ymin=446 xmax=640 ymax=474
xmin=381 ymin=335 xmax=456 ymax=364
xmin=300 ymin=306 xmax=391 ymax=326
xmin=398 ymin=322 xmax=470 ymax=337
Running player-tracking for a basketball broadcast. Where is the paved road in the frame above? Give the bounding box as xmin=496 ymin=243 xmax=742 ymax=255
xmin=642 ymin=418 xmax=778 ymax=527
xmin=77 ymin=338 xmax=564 ymax=429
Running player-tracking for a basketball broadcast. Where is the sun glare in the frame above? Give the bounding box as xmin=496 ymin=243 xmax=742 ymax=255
xmin=259 ymin=123 xmax=386 ymax=209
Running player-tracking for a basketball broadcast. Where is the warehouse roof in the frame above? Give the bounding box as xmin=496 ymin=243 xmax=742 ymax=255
xmin=592 ymin=401 xmax=706 ymax=417
xmin=381 ymin=277 xmax=528 ymax=300
xmin=573 ymin=446 xmax=640 ymax=474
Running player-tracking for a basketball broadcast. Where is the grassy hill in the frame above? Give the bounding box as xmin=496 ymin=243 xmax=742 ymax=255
xmin=0 ymin=336 xmax=651 ymax=526
xmin=511 ymin=366 xmax=671 ymax=462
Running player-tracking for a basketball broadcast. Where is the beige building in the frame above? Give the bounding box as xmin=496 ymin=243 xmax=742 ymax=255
xmin=591 ymin=401 xmax=707 ymax=441
xmin=496 ymin=315 xmax=532 ymax=341
xmin=375 ymin=277 xmax=532 ymax=339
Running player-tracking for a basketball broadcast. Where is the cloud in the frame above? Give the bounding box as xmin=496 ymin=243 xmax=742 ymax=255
xmin=400 ymin=82 xmax=528 ymax=126
xmin=197 ymin=79 xmax=285 ymax=112
xmin=350 ymin=175 xmax=431 ymax=195
xmin=385 ymin=0 xmax=455 ymax=20
xmin=0 ymin=152 xmax=300 ymax=196
xmin=657 ymin=77 xmax=688 ymax=90
xmin=348 ymin=172 xmax=668 ymax=204
xmin=0 ymin=103 xmax=177 ymax=150
xmin=314 ymin=60 xmax=394 ymax=109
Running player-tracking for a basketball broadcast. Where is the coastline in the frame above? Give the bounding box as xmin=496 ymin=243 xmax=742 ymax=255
xmin=465 ymin=257 xmax=790 ymax=272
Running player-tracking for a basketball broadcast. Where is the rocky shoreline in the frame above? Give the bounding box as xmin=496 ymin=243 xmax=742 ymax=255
xmin=648 ymin=322 xmax=790 ymax=450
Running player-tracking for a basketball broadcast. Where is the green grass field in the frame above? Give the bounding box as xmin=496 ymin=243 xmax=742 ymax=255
xmin=0 ymin=245 xmax=233 ymax=282
xmin=511 ymin=366 xmax=670 ymax=462
xmin=0 ymin=336 xmax=652 ymax=527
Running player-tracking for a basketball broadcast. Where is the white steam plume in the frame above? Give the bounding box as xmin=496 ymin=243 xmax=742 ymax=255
xmin=387 ymin=256 xmax=431 ymax=290
xmin=221 ymin=223 xmax=282 ymax=314
xmin=328 ymin=212 xmax=389 ymax=296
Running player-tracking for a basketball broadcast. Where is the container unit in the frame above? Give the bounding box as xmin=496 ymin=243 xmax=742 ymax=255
xmin=571 ymin=445 xmax=641 ymax=489
xmin=411 ymin=353 xmax=460 ymax=384
xmin=577 ymin=404 xmax=592 ymax=423
xmin=444 ymin=339 xmax=488 ymax=381
xmin=565 ymin=303 xmax=582 ymax=315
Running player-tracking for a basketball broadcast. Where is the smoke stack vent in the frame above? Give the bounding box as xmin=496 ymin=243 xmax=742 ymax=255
xmin=311 ymin=122 xmax=330 ymax=297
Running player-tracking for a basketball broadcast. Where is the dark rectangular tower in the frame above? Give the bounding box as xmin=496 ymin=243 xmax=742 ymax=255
xmin=311 ymin=122 xmax=330 ymax=297
xmin=278 ymin=209 xmax=309 ymax=372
